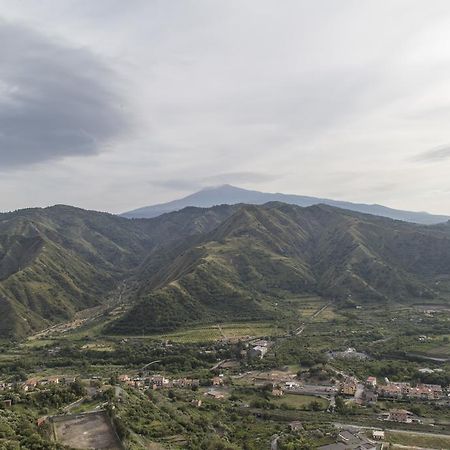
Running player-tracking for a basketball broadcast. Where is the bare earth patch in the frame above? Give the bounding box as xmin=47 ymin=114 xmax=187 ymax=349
xmin=52 ymin=411 xmax=122 ymax=449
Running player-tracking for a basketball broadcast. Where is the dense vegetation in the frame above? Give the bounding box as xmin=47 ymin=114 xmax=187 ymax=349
xmin=2 ymin=201 xmax=450 ymax=338
xmin=0 ymin=204 xmax=235 ymax=338
xmin=111 ymin=203 xmax=450 ymax=335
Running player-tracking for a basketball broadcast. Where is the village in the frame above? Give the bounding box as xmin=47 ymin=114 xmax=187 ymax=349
xmin=1 ymin=305 xmax=449 ymax=450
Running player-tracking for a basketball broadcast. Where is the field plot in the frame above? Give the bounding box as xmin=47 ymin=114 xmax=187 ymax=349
xmin=153 ymin=321 xmax=283 ymax=343
xmin=409 ymin=338 xmax=450 ymax=359
xmin=283 ymin=296 xmax=326 ymax=318
xmin=271 ymin=393 xmax=328 ymax=410
xmin=52 ymin=411 xmax=122 ymax=449
xmin=386 ymin=430 xmax=450 ymax=449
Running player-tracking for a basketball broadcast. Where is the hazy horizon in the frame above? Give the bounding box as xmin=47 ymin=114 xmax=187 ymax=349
xmin=2 ymin=183 xmax=449 ymax=219
xmin=2 ymin=1 xmax=450 ymax=214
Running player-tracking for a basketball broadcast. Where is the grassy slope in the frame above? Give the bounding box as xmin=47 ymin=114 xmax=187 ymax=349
xmin=3 ymin=201 xmax=450 ymax=339
xmin=0 ymin=205 xmax=236 ymax=338
xmin=109 ymin=203 xmax=450 ymax=335
xmin=0 ymin=206 xmax=151 ymax=337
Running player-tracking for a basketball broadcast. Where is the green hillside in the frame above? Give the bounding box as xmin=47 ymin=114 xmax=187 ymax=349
xmin=0 ymin=204 xmax=236 ymax=338
xmin=109 ymin=203 xmax=450 ymax=334
xmin=2 ymin=202 xmax=450 ymax=339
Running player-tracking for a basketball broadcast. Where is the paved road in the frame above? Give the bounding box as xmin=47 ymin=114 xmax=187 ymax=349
xmin=405 ymin=352 xmax=449 ymax=363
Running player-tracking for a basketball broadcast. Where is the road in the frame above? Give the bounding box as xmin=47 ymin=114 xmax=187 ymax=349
xmin=405 ymin=352 xmax=449 ymax=363
xmin=289 ymin=384 xmax=337 ymax=396
xmin=62 ymin=397 xmax=85 ymax=412
xmin=216 ymin=324 xmax=228 ymax=341
xmin=29 ymin=281 xmax=131 ymax=340
xmin=210 ymin=360 xmax=226 ymax=371
xmin=333 ymin=422 xmax=450 ymax=439
xmin=270 ymin=434 xmax=280 ymax=450
xmin=294 ymin=302 xmax=331 ymax=335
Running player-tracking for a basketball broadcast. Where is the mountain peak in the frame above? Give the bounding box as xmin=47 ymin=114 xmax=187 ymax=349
xmin=121 ymin=186 xmax=450 ymax=225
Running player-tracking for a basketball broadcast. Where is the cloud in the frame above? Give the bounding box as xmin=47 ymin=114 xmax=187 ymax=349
xmin=148 ymin=179 xmax=202 ymax=191
xmin=3 ymin=2 xmax=450 ymax=215
xmin=0 ymin=20 xmax=129 ymax=169
xmin=202 ymin=171 xmax=280 ymax=185
xmin=414 ymin=145 xmax=450 ymax=162
xmin=148 ymin=172 xmax=280 ymax=193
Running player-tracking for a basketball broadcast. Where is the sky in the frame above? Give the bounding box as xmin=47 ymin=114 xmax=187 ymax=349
xmin=2 ymin=1 xmax=450 ymax=214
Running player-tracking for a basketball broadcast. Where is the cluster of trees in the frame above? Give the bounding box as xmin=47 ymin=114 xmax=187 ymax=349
xmin=334 ymin=396 xmax=357 ymax=416
xmin=248 ymin=336 xmax=327 ymax=370
xmin=0 ymin=409 xmax=62 ymax=450
xmin=27 ymin=381 xmax=86 ymax=410
xmin=416 ymin=370 xmax=450 ymax=388
xmin=278 ymin=435 xmax=314 ymax=450
xmin=0 ymin=339 xmax=232 ymax=378
xmin=333 ymin=356 xmax=450 ymax=387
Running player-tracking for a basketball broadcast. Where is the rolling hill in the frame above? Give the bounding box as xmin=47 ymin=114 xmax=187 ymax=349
xmin=109 ymin=203 xmax=450 ymax=335
xmin=2 ymin=201 xmax=450 ymax=338
xmin=0 ymin=204 xmax=236 ymax=338
xmin=121 ymin=184 xmax=450 ymax=225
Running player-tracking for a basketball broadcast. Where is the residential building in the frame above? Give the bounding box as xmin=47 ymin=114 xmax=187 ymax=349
xmin=388 ymin=409 xmax=413 ymax=423
xmin=63 ymin=376 xmax=77 ymax=384
xmin=362 ymin=389 xmax=378 ymax=405
xmin=377 ymin=382 xmax=407 ymax=399
xmin=211 ymin=376 xmax=224 ymax=386
xmin=378 ymin=381 xmax=443 ymax=400
xmin=341 ymin=377 xmax=358 ymax=396
xmin=23 ymin=378 xmax=39 ymax=391
xmin=372 ymin=430 xmax=385 ymax=441
xmin=204 ymin=390 xmax=225 ymax=399
xmin=319 ymin=430 xmax=377 ymax=450
xmin=289 ymin=421 xmax=304 ymax=432
xmin=249 ymin=345 xmax=268 ymax=359
xmin=149 ymin=375 xmax=169 ymax=389
xmin=338 ymin=430 xmax=377 ymax=450
xmin=271 ymin=388 xmax=284 ymax=397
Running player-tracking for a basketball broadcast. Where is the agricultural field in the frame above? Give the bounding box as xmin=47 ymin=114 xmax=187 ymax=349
xmin=407 ymin=336 xmax=450 ymax=359
xmin=150 ymin=321 xmax=284 ymax=343
xmin=386 ymin=430 xmax=450 ymax=449
xmin=270 ymin=393 xmax=329 ymax=410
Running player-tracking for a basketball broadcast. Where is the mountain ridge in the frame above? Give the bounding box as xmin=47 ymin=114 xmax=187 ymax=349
xmin=2 ymin=201 xmax=450 ymax=339
xmin=109 ymin=202 xmax=450 ymax=335
xmin=0 ymin=204 xmax=237 ymax=338
xmin=121 ymin=184 xmax=450 ymax=225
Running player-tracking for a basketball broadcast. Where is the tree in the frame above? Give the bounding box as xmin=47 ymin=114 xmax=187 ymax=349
xmin=309 ymin=400 xmax=322 ymax=411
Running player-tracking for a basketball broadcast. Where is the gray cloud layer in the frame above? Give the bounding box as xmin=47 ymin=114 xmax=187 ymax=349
xmin=149 ymin=172 xmax=280 ymax=192
xmin=2 ymin=1 xmax=450 ymax=215
xmin=0 ymin=20 xmax=128 ymax=168
xmin=414 ymin=145 xmax=450 ymax=162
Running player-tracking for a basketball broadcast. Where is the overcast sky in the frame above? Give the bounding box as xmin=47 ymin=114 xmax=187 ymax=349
xmin=2 ymin=1 xmax=450 ymax=214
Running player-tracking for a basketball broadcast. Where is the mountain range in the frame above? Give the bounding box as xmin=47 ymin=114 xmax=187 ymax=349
xmin=0 ymin=204 xmax=235 ymax=337
xmin=2 ymin=201 xmax=450 ymax=338
xmin=121 ymin=184 xmax=450 ymax=225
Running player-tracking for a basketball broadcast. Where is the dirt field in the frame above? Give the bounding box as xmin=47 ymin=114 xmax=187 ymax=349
xmin=52 ymin=411 xmax=122 ymax=449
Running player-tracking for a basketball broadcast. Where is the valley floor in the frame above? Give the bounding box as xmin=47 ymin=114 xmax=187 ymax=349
xmin=0 ymin=297 xmax=449 ymax=449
